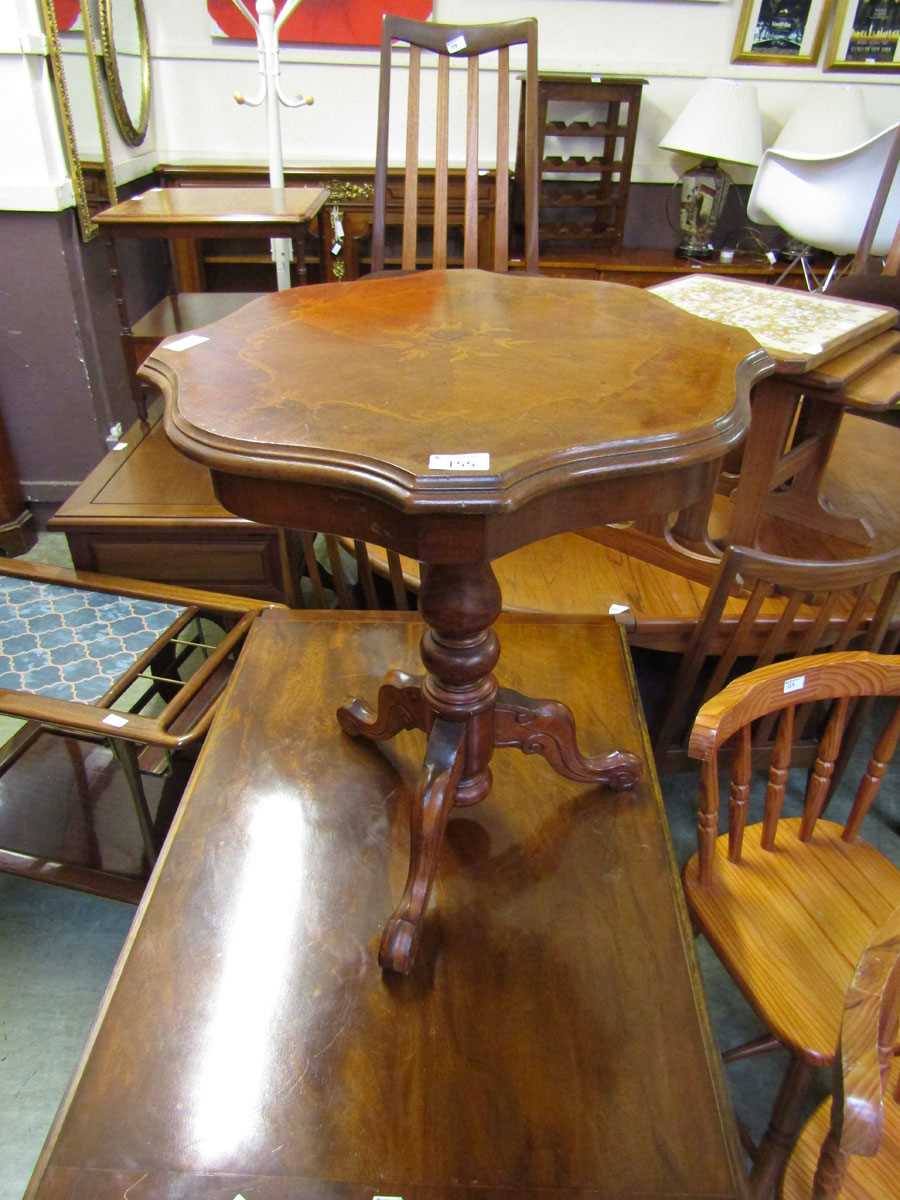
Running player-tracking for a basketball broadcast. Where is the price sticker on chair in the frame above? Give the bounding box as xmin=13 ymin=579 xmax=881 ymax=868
xmin=446 ymin=34 xmax=467 ymax=53
xmin=783 ymin=675 xmax=806 ymax=694
xmin=428 ymin=453 xmax=490 ymax=471
xmin=102 ymin=713 xmax=129 ymax=728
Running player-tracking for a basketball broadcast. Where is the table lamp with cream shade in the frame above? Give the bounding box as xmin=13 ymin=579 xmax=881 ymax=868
xmin=659 ymin=78 xmax=763 ymax=259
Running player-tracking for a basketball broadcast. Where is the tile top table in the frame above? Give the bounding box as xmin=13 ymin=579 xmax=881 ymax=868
xmin=26 ymin=612 xmax=748 ymax=1200
xmin=651 ymin=274 xmax=899 ymax=549
xmin=142 ymin=268 xmax=768 ymax=972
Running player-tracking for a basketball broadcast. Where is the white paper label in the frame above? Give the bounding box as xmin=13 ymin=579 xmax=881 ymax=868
xmin=112 ymin=441 xmax=128 ymax=451
xmin=766 ymin=250 xmax=778 ymax=265
xmin=608 ymin=603 xmax=630 ymax=615
xmin=373 ymin=1195 xmax=404 ymax=1199
xmin=783 ymin=675 xmax=806 ymax=694
xmin=428 ymin=453 xmax=490 ymax=471
xmin=165 ymin=333 xmax=209 ymax=352
xmin=446 ymin=34 xmax=467 ymax=53
xmin=102 ymin=713 xmax=129 ymax=728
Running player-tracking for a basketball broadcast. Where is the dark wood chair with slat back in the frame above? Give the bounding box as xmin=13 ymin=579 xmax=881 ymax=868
xmin=304 ymin=16 xmax=540 ymax=610
xmin=682 ymin=652 xmax=900 ymax=1199
xmin=371 ymin=15 xmax=539 ymax=275
xmin=780 ymin=904 xmax=900 ymax=1199
xmin=652 ymin=544 xmax=900 ymax=773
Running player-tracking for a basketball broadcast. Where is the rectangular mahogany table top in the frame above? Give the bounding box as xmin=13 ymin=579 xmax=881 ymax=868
xmin=27 ymin=612 xmax=744 ymax=1199
xmin=96 ymin=186 xmax=329 ymax=236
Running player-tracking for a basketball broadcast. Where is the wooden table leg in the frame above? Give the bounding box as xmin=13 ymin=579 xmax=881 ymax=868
xmin=337 ymin=558 xmax=642 ymax=973
xmin=762 ymin=397 xmax=874 ymax=545
xmin=729 ymin=376 xmax=800 ymax=548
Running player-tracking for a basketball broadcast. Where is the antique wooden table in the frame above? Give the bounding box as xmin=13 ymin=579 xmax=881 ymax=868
xmin=25 ymin=611 xmax=748 ymax=1200
xmin=142 ymin=269 xmax=767 ymax=972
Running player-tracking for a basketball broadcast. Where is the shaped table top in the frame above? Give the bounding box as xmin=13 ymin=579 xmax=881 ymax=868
xmin=145 ymin=271 xmax=767 ymax=518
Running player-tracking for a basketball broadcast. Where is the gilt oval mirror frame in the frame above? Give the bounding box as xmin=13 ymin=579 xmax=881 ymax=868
xmin=42 ymin=0 xmax=116 ymax=240
xmin=99 ymin=0 xmax=151 ymax=147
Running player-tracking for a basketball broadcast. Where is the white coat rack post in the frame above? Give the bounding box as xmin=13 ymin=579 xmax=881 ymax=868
xmin=231 ymin=0 xmax=313 ymax=290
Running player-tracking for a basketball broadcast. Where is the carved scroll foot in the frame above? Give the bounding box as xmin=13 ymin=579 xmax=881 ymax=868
xmin=379 ymin=717 xmax=465 ymax=974
xmin=494 ymin=687 xmax=642 ymax=791
xmin=337 ymin=670 xmax=428 ymax=742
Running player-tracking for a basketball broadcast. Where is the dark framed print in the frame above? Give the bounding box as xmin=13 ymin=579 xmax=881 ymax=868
xmin=827 ymin=0 xmax=900 ymax=70
xmin=732 ymin=0 xmax=832 ymax=64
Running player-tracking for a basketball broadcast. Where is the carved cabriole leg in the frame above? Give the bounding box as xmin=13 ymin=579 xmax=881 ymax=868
xmin=379 ymin=717 xmax=465 ymax=974
xmin=418 ymin=561 xmax=502 ymax=807
xmin=337 ymin=670 xmax=428 ymax=741
xmin=493 ymin=687 xmax=641 ymax=790
xmin=748 ymin=1055 xmax=816 ymax=1200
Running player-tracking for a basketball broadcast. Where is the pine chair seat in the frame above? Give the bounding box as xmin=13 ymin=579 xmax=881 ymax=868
xmin=684 ymin=817 xmax=900 ymax=1064
xmin=781 ymin=1056 xmax=900 ymax=1199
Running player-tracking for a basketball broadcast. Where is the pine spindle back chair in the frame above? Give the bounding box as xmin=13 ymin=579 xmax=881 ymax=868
xmin=780 ymin=904 xmax=900 ymax=1199
xmin=683 ymin=652 xmax=900 ymax=1199
xmin=653 ymin=543 xmax=900 ymax=771
xmin=371 ymin=16 xmax=539 ymax=274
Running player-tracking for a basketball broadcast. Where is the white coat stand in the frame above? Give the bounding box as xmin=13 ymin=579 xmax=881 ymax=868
xmin=231 ymin=0 xmax=313 ymax=291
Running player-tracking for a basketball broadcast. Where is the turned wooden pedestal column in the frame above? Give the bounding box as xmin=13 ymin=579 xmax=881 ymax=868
xmin=145 ymin=268 xmax=766 ymax=973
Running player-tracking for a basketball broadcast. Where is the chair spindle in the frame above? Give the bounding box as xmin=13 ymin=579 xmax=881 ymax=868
xmin=402 ymin=46 xmax=421 ymax=272
xmin=844 ymin=699 xmax=900 ymax=842
xmin=800 ymin=697 xmax=850 ymax=841
xmin=494 ymin=46 xmax=510 ymax=272
xmin=433 ymin=54 xmax=450 ymax=270
xmin=698 ymin=753 xmax=720 ymax=885
xmin=728 ymin=724 xmax=752 ymax=862
xmin=762 ymin=704 xmax=795 ymax=851
xmin=300 ymin=531 xmax=326 ymax=609
xmin=464 ymin=57 xmax=479 ymax=269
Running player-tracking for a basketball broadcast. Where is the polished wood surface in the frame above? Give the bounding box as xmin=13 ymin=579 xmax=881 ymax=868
xmin=683 ymin=653 xmax=900 ymax=1198
xmin=27 ymin=612 xmax=747 ymax=1200
xmin=781 ymin=907 xmax=900 ymax=1199
xmin=512 ymin=247 xmax=809 ymax=287
xmin=144 ymin=268 xmax=765 ymax=968
xmin=373 ymin=18 xmax=539 ymax=274
xmin=96 ymin=185 xmax=329 ymax=234
xmin=50 ymin=415 xmax=299 ymax=605
xmin=148 ymin=270 xmax=764 ymax=546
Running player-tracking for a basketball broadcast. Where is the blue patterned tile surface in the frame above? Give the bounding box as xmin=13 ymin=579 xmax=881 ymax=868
xmin=0 ymin=579 xmax=187 ymax=705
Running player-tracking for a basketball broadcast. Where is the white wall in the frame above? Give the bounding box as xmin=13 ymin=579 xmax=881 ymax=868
xmin=147 ymin=0 xmax=900 ymax=185
xmin=0 ymin=0 xmax=74 ymax=210
xmin=3 ymin=0 xmax=898 ymax=214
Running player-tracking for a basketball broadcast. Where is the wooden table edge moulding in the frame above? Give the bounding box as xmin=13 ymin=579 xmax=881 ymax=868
xmin=141 ymin=268 xmax=769 ymax=974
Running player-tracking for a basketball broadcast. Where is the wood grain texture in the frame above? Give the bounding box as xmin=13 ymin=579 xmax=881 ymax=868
xmin=96 ymin=186 xmax=329 ymax=229
xmin=145 ymin=270 xmax=765 ymax=530
xmin=25 ymin=612 xmax=747 ymax=1199
xmin=781 ymin=906 xmax=900 ymax=1199
xmin=684 ymin=818 xmax=900 ymax=1066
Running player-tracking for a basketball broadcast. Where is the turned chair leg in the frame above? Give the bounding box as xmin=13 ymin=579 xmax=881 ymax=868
xmin=747 ymin=1054 xmax=816 ymax=1200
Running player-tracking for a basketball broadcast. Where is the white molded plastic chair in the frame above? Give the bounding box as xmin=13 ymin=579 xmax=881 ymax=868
xmin=748 ymin=121 xmax=900 ymax=288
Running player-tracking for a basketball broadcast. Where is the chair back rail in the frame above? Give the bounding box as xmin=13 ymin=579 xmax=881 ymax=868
xmin=811 ymin=904 xmax=900 ymax=1197
xmin=653 ymin=544 xmax=900 ymax=763
xmin=372 ymin=17 xmax=539 ymax=274
xmin=688 ymin=652 xmax=900 ymax=885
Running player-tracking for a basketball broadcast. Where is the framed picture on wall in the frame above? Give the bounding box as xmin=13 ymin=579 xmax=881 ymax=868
xmin=826 ymin=0 xmax=900 ymax=70
xmin=732 ymin=0 xmax=832 ymax=65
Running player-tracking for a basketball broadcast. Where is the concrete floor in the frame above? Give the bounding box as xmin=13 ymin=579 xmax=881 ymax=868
xmin=1 ymin=537 xmax=898 ymax=1196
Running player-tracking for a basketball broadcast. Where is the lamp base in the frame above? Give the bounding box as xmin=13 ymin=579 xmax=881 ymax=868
xmin=674 ymin=241 xmax=715 ymax=260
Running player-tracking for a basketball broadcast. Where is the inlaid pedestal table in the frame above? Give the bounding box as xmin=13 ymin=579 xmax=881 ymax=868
xmin=142 ymin=269 xmax=767 ymax=972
